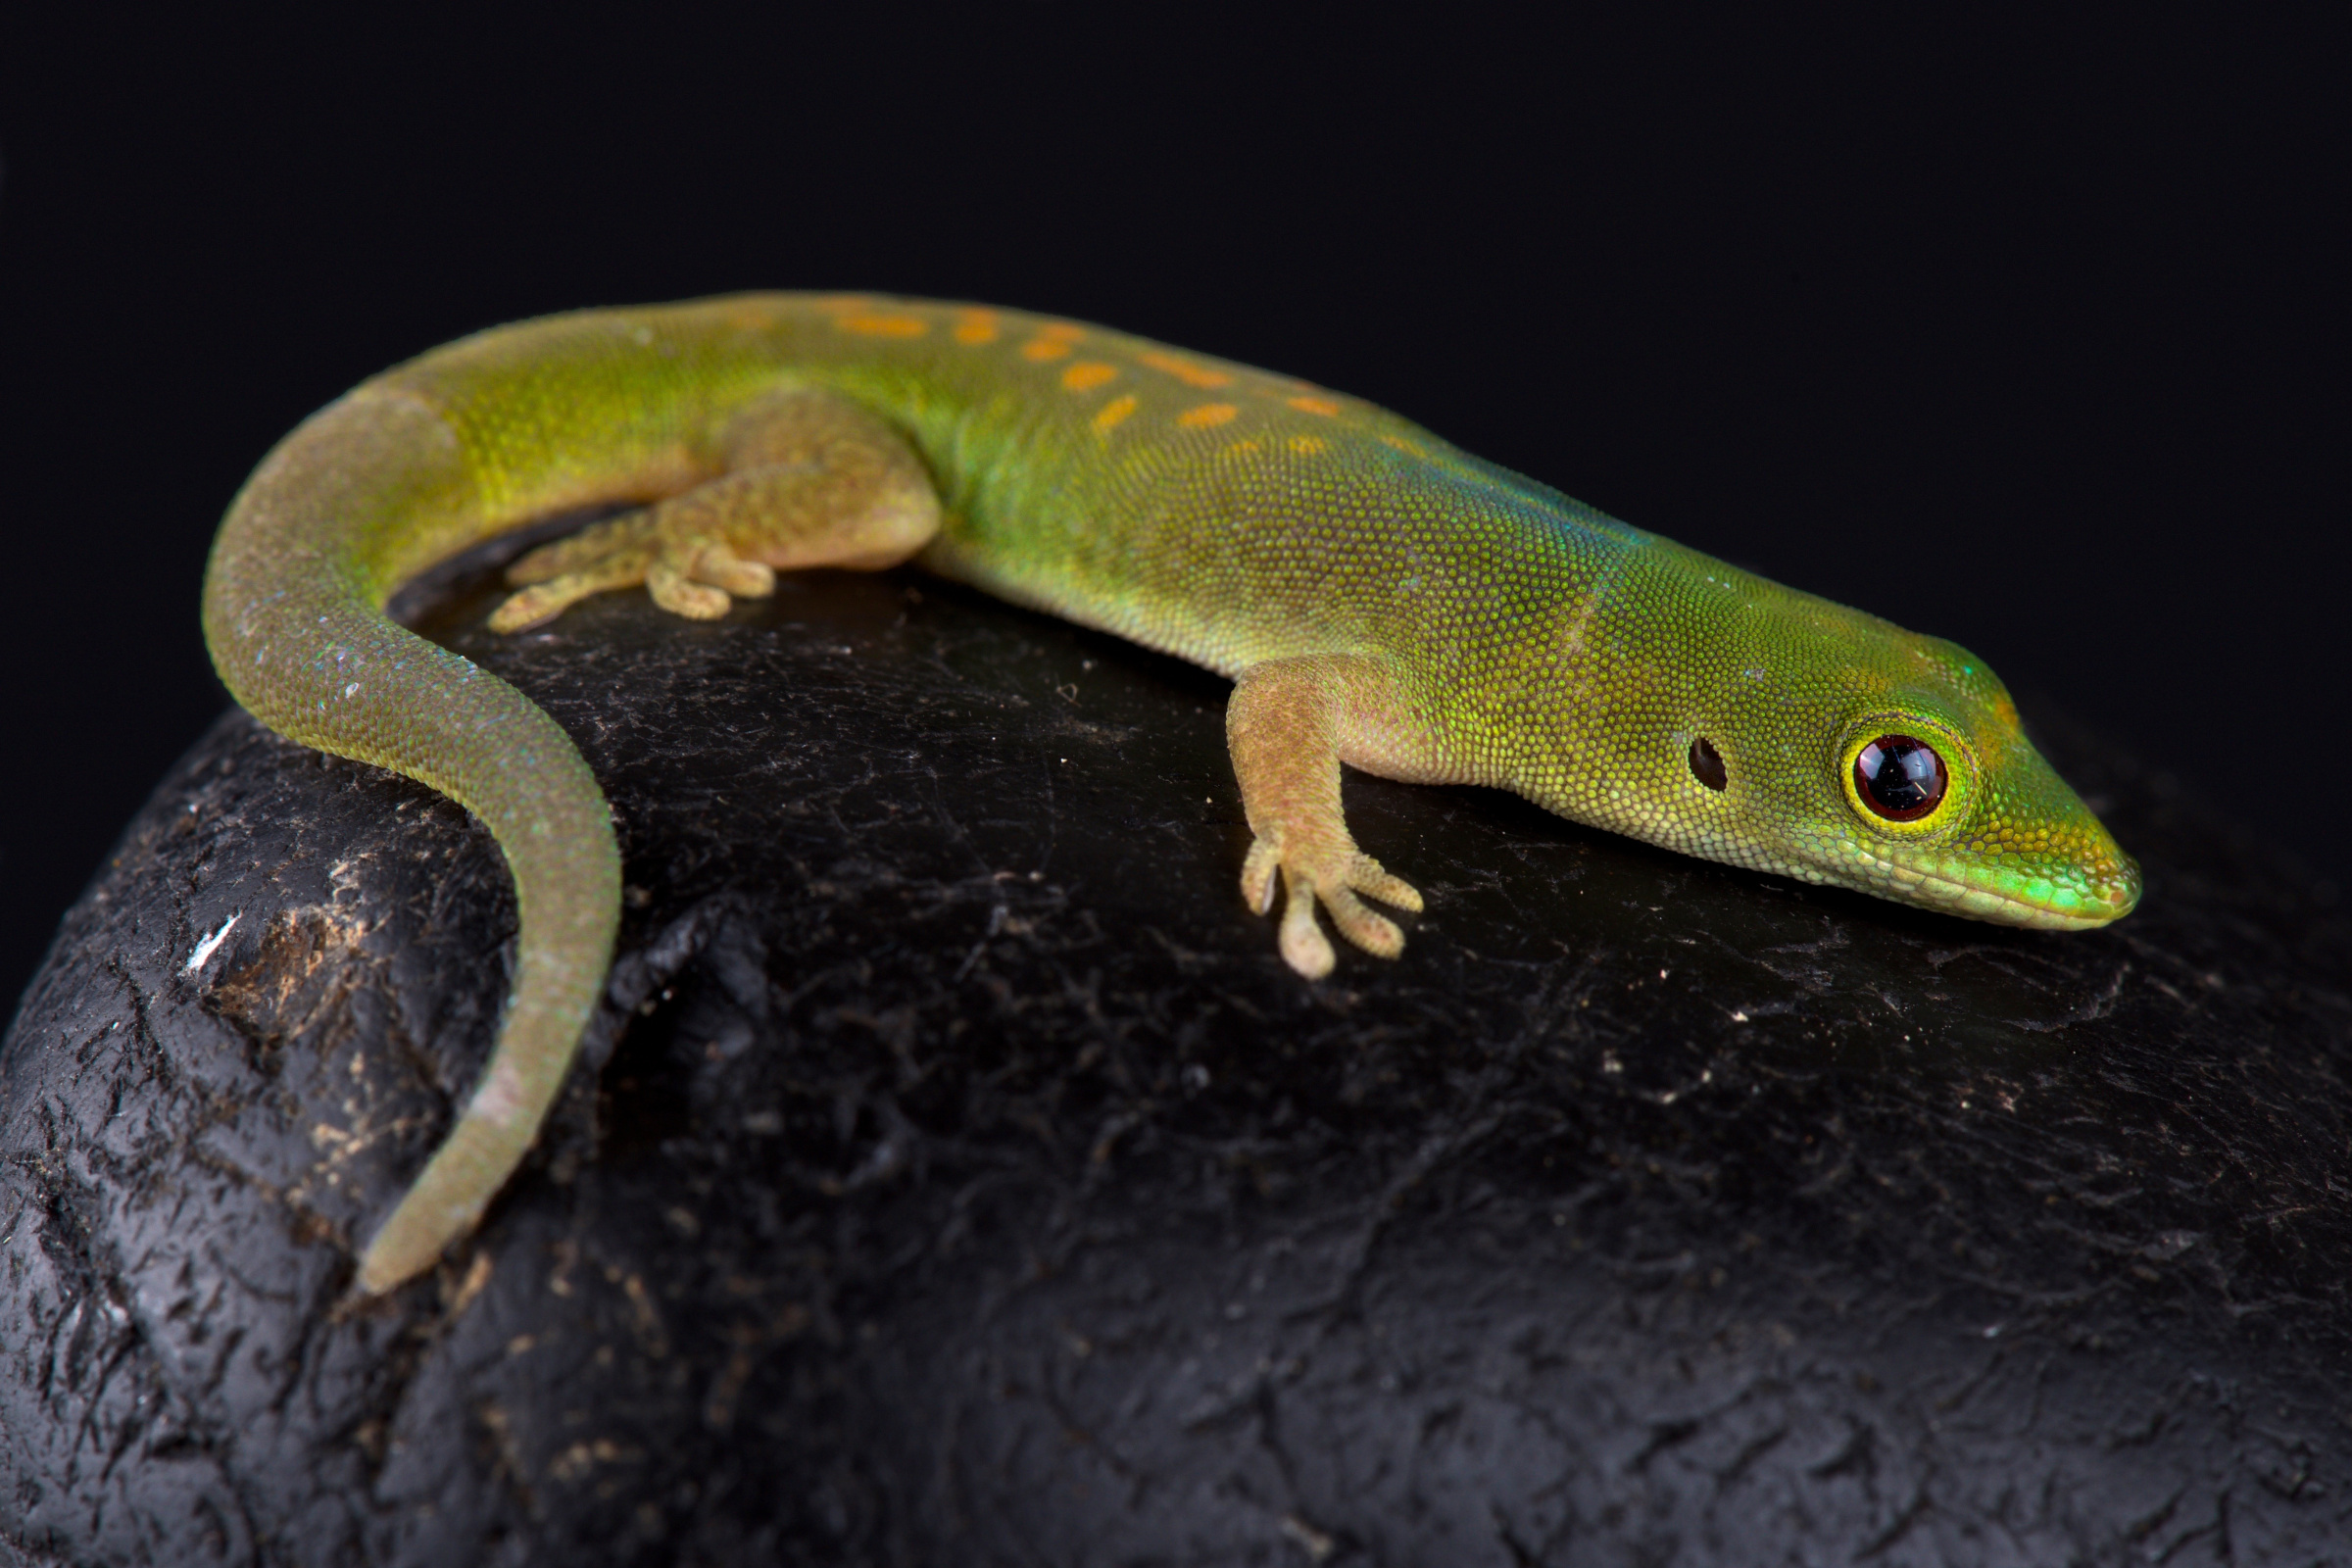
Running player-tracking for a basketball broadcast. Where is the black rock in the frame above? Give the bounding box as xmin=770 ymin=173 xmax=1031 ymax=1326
xmin=5 ymin=562 xmax=2349 ymax=1566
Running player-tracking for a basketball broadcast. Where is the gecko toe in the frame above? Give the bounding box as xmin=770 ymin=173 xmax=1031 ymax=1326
xmin=487 ymin=585 xmax=566 ymax=634
xmin=648 ymin=562 xmax=733 ymax=619
xmin=492 ymin=521 xmax=660 ymax=632
xmin=488 ymin=559 xmax=645 ymax=632
xmin=507 ymin=509 xmax=659 ymax=586
xmin=1347 ymin=854 xmax=1423 ymax=913
xmin=689 ymin=545 xmax=776 ymax=600
xmin=1241 ymin=836 xmax=1282 ymax=915
xmin=1278 ymin=869 xmax=1337 ymax=979
xmin=1323 ymin=885 xmax=1404 ymax=958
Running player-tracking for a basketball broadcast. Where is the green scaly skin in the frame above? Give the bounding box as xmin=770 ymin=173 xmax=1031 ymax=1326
xmin=202 ymin=293 xmax=2139 ymax=1293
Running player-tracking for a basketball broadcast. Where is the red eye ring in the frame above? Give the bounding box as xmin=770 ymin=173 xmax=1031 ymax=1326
xmin=1854 ymin=735 xmax=1948 ymax=821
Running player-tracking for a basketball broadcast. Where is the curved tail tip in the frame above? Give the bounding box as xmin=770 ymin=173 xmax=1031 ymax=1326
xmin=355 ymin=1229 xmax=441 ymax=1296
xmin=354 ymin=1191 xmax=489 ymax=1295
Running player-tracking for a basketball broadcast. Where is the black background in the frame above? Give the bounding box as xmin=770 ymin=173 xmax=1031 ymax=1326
xmin=0 ymin=11 xmax=2340 ymax=1017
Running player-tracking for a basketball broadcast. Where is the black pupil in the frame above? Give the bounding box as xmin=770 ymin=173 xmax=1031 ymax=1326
xmin=1854 ymin=735 xmax=1947 ymax=821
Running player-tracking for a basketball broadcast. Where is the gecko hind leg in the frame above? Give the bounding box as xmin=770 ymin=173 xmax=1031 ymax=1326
xmin=1226 ymin=653 xmax=1453 ymax=979
xmin=489 ymin=389 xmax=940 ymax=633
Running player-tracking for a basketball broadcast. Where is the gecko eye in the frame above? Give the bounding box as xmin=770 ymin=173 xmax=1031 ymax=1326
xmin=1689 ymin=736 xmax=1727 ymax=791
xmin=1854 ymin=735 xmax=1947 ymax=821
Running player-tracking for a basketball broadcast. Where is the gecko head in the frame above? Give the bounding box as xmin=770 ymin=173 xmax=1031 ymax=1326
xmin=1682 ymin=621 xmax=2141 ymax=928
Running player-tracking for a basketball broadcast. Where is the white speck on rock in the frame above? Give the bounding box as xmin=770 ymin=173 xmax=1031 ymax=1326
xmin=184 ymin=913 xmax=240 ymax=974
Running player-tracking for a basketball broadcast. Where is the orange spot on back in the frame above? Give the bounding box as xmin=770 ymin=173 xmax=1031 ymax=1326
xmin=1287 ymin=395 xmax=1341 ymax=416
xmin=836 ymin=315 xmax=928 ymax=338
xmin=1378 ymin=433 xmax=1428 ymax=458
xmin=1229 ymin=439 xmax=1263 ymax=455
xmin=1137 ymin=350 xmax=1235 ymax=388
xmin=1287 ymin=435 xmax=1329 ymax=455
xmin=1018 ymin=320 xmax=1088 ymax=359
xmin=1177 ymin=403 xmax=1239 ymax=429
xmin=952 ymin=311 xmax=1000 ymax=344
xmin=1092 ymin=394 xmax=1139 ymax=434
xmin=1061 ymin=362 xmax=1119 ymax=391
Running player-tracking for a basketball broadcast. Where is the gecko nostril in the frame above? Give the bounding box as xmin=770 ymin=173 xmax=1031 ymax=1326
xmin=1689 ymin=736 xmax=1728 ymax=792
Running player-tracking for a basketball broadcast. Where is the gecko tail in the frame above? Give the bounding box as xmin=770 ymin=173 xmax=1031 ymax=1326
xmin=203 ymin=386 xmax=622 ymax=1295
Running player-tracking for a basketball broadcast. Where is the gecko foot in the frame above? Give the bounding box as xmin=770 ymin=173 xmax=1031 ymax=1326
xmin=1240 ymin=829 xmax=1423 ymax=980
xmin=490 ymin=511 xmax=774 ymax=633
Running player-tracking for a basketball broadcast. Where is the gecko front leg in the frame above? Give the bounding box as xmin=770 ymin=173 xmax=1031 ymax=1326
xmin=489 ymin=388 xmax=940 ymax=632
xmin=1226 ymin=653 xmax=1461 ymax=978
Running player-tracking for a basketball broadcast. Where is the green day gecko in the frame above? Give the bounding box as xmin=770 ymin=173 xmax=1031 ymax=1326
xmin=200 ymin=294 xmax=2139 ymax=1292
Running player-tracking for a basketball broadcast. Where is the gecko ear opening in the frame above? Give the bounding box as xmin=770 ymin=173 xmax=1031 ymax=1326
xmin=1689 ymin=736 xmax=1728 ymax=792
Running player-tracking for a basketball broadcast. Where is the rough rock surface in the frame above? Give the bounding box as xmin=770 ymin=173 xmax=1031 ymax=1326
xmin=4 ymin=560 xmax=2349 ymax=1566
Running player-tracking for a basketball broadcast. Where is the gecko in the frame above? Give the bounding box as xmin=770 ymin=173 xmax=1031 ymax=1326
xmin=201 ymin=294 xmax=2140 ymax=1294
